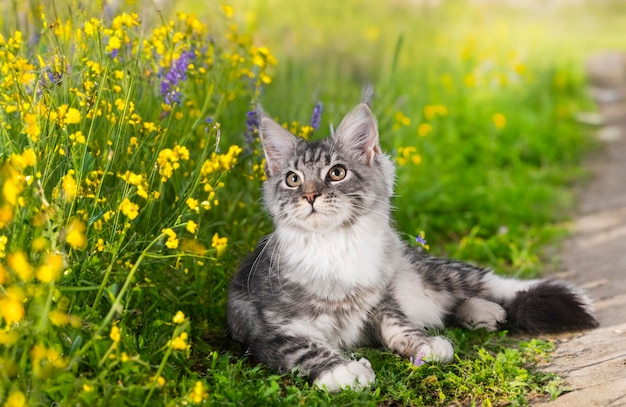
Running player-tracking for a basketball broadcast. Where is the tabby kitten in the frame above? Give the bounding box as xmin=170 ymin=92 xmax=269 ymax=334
xmin=227 ymin=102 xmax=598 ymax=391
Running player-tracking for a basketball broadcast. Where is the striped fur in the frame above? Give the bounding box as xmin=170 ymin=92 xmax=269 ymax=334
xmin=226 ymin=103 xmax=598 ymax=392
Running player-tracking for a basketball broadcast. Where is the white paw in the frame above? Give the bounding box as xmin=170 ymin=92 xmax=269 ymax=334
xmin=456 ymin=298 xmax=507 ymax=331
xmin=314 ymin=358 xmax=376 ymax=392
xmin=417 ymin=336 xmax=454 ymax=363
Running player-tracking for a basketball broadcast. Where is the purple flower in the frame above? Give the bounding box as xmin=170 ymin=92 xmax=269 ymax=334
xmin=416 ymin=234 xmax=427 ymax=246
xmin=243 ymin=109 xmax=259 ymax=148
xmin=410 ymin=351 xmax=426 ymax=367
xmin=310 ymin=102 xmax=323 ymax=130
xmin=44 ymin=67 xmax=62 ymax=86
xmin=204 ymin=117 xmax=213 ymax=133
xmin=160 ymin=50 xmax=196 ymax=106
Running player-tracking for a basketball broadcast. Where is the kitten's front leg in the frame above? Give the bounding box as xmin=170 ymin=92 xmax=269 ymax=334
xmin=372 ymin=295 xmax=454 ymax=363
xmin=251 ymin=331 xmax=375 ymax=392
xmin=314 ymin=358 xmax=376 ymax=392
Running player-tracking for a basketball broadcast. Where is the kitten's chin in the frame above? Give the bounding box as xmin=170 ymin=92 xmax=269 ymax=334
xmin=283 ymin=212 xmax=346 ymax=233
xmin=297 ymin=215 xmax=338 ymax=233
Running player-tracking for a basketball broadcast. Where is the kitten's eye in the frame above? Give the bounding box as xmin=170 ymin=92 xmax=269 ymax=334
xmin=285 ymin=171 xmax=302 ymax=187
xmin=327 ymin=165 xmax=347 ymax=182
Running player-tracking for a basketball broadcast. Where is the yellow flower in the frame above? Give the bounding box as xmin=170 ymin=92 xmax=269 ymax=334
xmin=3 ymin=176 xmax=23 ymax=207
xmin=396 ymin=146 xmax=422 ymax=166
xmin=162 ymin=228 xmax=179 ymax=249
xmin=222 ymin=5 xmax=234 ymax=18
xmin=30 ymin=343 xmax=47 ymax=363
xmin=110 ymin=325 xmax=121 ymax=343
xmin=105 ymin=36 xmax=122 ymax=54
xmin=464 ymin=74 xmax=476 ymax=88
xmin=70 ymin=131 xmax=86 ymax=144
xmin=417 ymin=123 xmax=433 ymax=137
xmin=24 ymin=113 xmax=41 ymax=142
xmin=65 ymin=218 xmax=87 ymax=250
xmin=84 ymin=18 xmax=100 ymax=36
xmin=0 ymin=330 xmax=19 ymax=346
xmin=1 ymin=287 xmax=26 ymax=326
xmin=119 ymin=198 xmax=139 ymax=220
xmin=0 ymin=263 xmax=7 ymax=284
xmin=180 ymin=239 xmax=206 ymax=255
xmin=172 ymin=310 xmax=185 ymax=324
xmin=394 ymin=111 xmax=411 ymax=127
xmin=22 ymin=148 xmax=36 ymax=166
xmin=211 ymin=233 xmax=227 ymax=257
xmin=49 ymin=310 xmax=68 ymax=326
xmin=36 ymin=252 xmax=64 ymax=283
xmin=4 ymin=390 xmax=27 ymax=407
xmin=186 ymin=220 xmax=198 ymax=234
xmin=186 ymin=197 xmax=199 ymax=213
xmin=0 ymin=235 xmax=8 ymax=259
xmin=189 ymin=380 xmax=208 ymax=403
xmin=0 ymin=298 xmax=25 ymax=326
xmin=65 ymin=108 xmax=82 ymax=124
xmin=171 ymin=332 xmax=189 ymax=350
xmin=175 ymin=145 xmax=190 ymax=161
xmin=143 ymin=122 xmax=157 ymax=132
xmin=157 ymin=152 xmax=177 ymax=174
xmin=41 ymin=346 xmax=68 ymax=369
xmin=118 ymin=171 xmax=149 ymax=199
xmin=0 ymin=205 xmax=14 ymax=229
xmin=61 ymin=170 xmax=78 ymax=201
xmin=423 ymin=105 xmax=448 ymax=120
xmin=31 ymin=236 xmax=48 ymax=252
xmin=492 ymin=113 xmax=506 ymax=129
xmin=7 ymin=251 xmax=33 ymax=281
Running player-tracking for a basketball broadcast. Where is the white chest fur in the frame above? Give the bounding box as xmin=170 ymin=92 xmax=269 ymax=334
xmin=275 ymin=215 xmax=395 ymax=300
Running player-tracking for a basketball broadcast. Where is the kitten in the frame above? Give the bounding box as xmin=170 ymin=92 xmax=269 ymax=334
xmin=226 ymin=102 xmax=598 ymax=392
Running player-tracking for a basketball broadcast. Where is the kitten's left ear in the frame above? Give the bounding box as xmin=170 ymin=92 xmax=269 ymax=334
xmin=333 ymin=103 xmax=381 ymax=165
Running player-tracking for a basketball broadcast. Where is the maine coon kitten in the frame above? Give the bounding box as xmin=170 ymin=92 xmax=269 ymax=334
xmin=227 ymin=102 xmax=598 ymax=391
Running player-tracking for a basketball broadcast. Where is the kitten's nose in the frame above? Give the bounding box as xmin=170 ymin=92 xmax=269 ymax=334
xmin=303 ymin=192 xmax=320 ymax=204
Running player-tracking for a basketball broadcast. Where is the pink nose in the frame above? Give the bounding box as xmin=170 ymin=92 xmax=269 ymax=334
xmin=303 ymin=192 xmax=319 ymax=204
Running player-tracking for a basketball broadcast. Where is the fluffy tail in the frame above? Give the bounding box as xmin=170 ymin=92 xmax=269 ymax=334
xmin=503 ymin=280 xmax=599 ymax=334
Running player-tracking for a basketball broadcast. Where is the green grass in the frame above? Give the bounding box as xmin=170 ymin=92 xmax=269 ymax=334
xmin=1 ymin=0 xmax=624 ymax=405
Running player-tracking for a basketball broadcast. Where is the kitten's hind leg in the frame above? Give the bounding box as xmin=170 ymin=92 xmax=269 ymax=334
xmin=455 ymin=297 xmax=507 ymax=331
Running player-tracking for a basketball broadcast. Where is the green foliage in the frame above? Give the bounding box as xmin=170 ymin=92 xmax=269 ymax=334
xmin=0 ymin=1 xmax=271 ymax=404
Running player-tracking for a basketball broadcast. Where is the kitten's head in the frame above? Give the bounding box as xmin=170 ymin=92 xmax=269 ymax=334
xmin=258 ymin=103 xmax=395 ymax=233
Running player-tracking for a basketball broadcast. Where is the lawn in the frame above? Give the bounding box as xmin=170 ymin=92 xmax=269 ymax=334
xmin=1 ymin=0 xmax=625 ymax=405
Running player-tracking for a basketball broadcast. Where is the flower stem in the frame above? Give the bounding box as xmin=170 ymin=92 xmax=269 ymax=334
xmin=73 ymin=231 xmax=165 ymax=360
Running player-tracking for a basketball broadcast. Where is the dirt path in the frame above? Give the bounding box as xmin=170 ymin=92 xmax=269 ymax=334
xmin=534 ymin=52 xmax=626 ymax=407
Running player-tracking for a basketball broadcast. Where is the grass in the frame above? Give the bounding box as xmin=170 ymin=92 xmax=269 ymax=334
xmin=1 ymin=0 xmax=625 ymax=405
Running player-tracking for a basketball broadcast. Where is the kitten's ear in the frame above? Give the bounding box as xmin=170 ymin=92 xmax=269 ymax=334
xmin=334 ymin=103 xmax=381 ymax=165
xmin=257 ymin=106 xmax=298 ymax=177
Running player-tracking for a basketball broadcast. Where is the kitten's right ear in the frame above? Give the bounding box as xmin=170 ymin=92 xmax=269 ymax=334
xmin=256 ymin=106 xmax=298 ymax=177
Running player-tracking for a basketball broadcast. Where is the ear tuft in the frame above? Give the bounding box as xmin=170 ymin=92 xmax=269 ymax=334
xmin=257 ymin=107 xmax=298 ymax=177
xmin=333 ymin=103 xmax=380 ymax=164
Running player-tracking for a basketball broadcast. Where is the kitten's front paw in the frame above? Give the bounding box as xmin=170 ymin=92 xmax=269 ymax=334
xmin=314 ymin=358 xmax=376 ymax=392
xmin=417 ymin=336 xmax=454 ymax=363
xmin=456 ymin=298 xmax=507 ymax=331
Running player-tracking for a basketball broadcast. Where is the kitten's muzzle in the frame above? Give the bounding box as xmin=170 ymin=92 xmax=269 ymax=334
xmin=303 ymin=192 xmax=320 ymax=205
